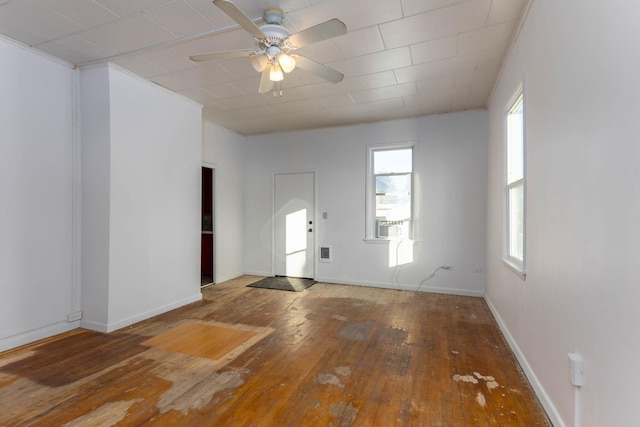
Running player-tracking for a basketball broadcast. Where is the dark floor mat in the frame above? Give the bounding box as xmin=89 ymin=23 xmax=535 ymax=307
xmin=247 ymin=276 xmax=316 ymax=292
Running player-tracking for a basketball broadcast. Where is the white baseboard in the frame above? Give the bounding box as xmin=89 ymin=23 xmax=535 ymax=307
xmin=0 ymin=320 xmax=79 ymax=353
xmin=484 ymin=296 xmax=566 ymax=427
xmin=215 ymin=270 xmax=246 ymax=284
xmin=79 ymin=319 xmax=108 ymax=333
xmin=243 ymin=270 xmax=271 ymax=278
xmin=315 ymin=276 xmax=484 ymax=297
xmin=82 ymin=293 xmax=203 ymax=333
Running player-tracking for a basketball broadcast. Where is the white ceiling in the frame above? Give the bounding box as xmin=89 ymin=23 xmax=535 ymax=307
xmin=0 ymin=0 xmax=527 ymax=135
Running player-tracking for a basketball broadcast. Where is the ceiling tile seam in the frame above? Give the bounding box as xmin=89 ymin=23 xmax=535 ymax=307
xmin=182 ymin=1 xmax=220 ymax=28
xmin=347 ymin=81 xmax=418 ymax=102
xmin=137 ymin=52 xmax=196 ymax=77
xmin=33 ymin=0 xmax=94 ymax=31
xmin=29 ymin=11 xmax=161 ymax=55
xmin=457 ymin=19 xmax=519 ymax=39
xmin=144 ymin=0 xmax=219 ymax=31
xmin=92 ymin=0 xmax=128 ymax=17
xmin=484 ymin=0 xmax=494 ymax=25
xmin=401 ymin=0 xmax=477 ymax=19
xmin=377 ymin=23 xmax=390 ymax=52
xmin=76 ymin=21 xmax=247 ymax=68
xmin=94 ymin=0 xmax=177 ymax=17
xmin=120 ymin=55 xmax=174 ymax=78
xmin=143 ymin=0 xmax=189 ymax=14
xmin=142 ymin=11 xmax=181 ymax=39
xmin=86 ymin=0 xmax=123 ymax=18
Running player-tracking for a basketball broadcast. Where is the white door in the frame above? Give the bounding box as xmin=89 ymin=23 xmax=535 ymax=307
xmin=274 ymin=172 xmax=314 ymax=278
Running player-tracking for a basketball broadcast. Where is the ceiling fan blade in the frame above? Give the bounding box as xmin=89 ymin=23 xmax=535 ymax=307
xmin=258 ymin=68 xmax=274 ymax=94
xmin=287 ymin=18 xmax=347 ymax=48
xmin=294 ymin=55 xmax=344 ymax=83
xmin=214 ymin=0 xmax=266 ymax=40
xmin=189 ymin=49 xmax=254 ymax=62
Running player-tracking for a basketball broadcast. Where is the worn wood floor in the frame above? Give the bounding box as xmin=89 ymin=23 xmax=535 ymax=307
xmin=0 ymin=276 xmax=551 ymax=426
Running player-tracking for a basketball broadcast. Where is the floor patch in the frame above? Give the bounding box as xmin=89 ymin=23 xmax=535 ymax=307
xmin=142 ymin=321 xmax=271 ymax=362
xmin=338 ymin=320 xmax=376 ymax=341
xmin=317 ymin=373 xmax=344 ymax=388
xmin=63 ymin=399 xmax=142 ymax=427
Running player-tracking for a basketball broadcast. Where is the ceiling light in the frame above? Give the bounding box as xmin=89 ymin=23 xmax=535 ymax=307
xmin=250 ymin=53 xmax=269 ymax=72
xmin=270 ymin=63 xmax=284 ymax=82
xmin=278 ymin=53 xmax=296 ymax=73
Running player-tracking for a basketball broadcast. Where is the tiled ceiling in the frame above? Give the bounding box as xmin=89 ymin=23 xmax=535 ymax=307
xmin=0 ymin=0 xmax=528 ymax=135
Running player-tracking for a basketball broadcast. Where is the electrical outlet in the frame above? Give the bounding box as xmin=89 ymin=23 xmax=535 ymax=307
xmin=67 ymin=311 xmax=82 ymax=322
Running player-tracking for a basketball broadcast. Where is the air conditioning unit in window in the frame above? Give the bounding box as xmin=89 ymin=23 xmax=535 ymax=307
xmin=376 ymin=220 xmax=404 ymax=238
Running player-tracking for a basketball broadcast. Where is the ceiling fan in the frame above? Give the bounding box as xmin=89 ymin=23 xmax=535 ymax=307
xmin=190 ymin=0 xmax=347 ymax=94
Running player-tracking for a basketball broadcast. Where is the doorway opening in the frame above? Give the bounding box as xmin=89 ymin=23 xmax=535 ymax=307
xmin=201 ymin=167 xmax=214 ymax=287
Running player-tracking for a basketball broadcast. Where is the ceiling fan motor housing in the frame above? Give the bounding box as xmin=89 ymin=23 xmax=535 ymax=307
xmin=257 ymin=24 xmax=291 ymax=51
xmin=263 ymin=8 xmax=284 ymax=25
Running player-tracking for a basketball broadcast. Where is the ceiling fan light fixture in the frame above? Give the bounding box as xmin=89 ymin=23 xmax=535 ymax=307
xmin=278 ymin=53 xmax=296 ymax=73
xmin=269 ymin=63 xmax=284 ymax=82
xmin=250 ymin=53 xmax=269 ymax=72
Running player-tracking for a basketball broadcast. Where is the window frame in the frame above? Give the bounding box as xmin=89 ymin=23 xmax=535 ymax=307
xmin=504 ymin=88 xmax=526 ymax=279
xmin=365 ymin=143 xmax=415 ymax=242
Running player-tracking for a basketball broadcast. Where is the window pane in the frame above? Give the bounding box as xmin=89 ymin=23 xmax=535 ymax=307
xmin=376 ymin=174 xmax=411 ymax=220
xmin=508 ymin=182 xmax=524 ymax=262
xmin=507 ymin=96 xmax=524 ymax=184
xmin=374 ymin=149 xmax=412 ymax=174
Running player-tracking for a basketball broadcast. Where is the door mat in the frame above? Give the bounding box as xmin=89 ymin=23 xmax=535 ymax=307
xmin=247 ymin=276 xmax=316 ymax=292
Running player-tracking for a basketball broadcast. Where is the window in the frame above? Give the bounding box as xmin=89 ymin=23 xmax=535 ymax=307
xmin=506 ymin=91 xmax=525 ymax=272
xmin=366 ymin=145 xmax=413 ymax=240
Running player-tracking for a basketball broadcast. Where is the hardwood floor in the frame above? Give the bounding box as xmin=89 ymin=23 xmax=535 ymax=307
xmin=0 ymin=276 xmax=551 ymax=426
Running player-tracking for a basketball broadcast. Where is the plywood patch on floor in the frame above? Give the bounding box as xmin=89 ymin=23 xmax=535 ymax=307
xmin=142 ymin=320 xmax=272 ymax=363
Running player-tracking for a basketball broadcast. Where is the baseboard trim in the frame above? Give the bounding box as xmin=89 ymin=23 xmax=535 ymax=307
xmin=0 ymin=320 xmax=79 ymax=353
xmin=484 ymin=295 xmax=566 ymax=427
xmin=243 ymin=270 xmax=272 ymax=278
xmin=82 ymin=293 xmax=203 ymax=334
xmin=315 ymin=276 xmax=484 ymax=297
xmin=215 ymin=271 xmax=246 ymax=284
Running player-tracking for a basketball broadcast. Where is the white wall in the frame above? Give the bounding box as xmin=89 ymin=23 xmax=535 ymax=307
xmin=202 ymin=121 xmax=245 ymax=283
xmin=0 ymin=37 xmax=78 ymax=351
xmin=244 ymin=112 xmax=487 ymax=295
xmin=81 ymin=64 xmax=202 ymax=332
xmin=80 ymin=65 xmax=111 ymax=329
xmin=486 ymin=1 xmax=640 ymax=426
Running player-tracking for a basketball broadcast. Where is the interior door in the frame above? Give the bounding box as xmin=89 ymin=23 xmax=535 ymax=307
xmin=274 ymin=172 xmax=314 ymax=278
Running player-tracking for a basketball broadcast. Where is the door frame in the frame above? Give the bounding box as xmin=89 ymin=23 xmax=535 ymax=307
xmin=202 ymin=162 xmax=216 ymax=285
xmin=272 ymin=170 xmax=317 ymax=279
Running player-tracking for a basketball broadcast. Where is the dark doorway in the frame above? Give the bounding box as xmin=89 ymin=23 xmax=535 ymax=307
xmin=201 ymin=167 xmax=214 ymax=286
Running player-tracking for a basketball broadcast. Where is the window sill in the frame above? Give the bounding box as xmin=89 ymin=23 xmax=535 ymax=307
xmin=363 ymin=238 xmax=419 ymax=245
xmin=502 ymin=258 xmax=526 ymax=281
